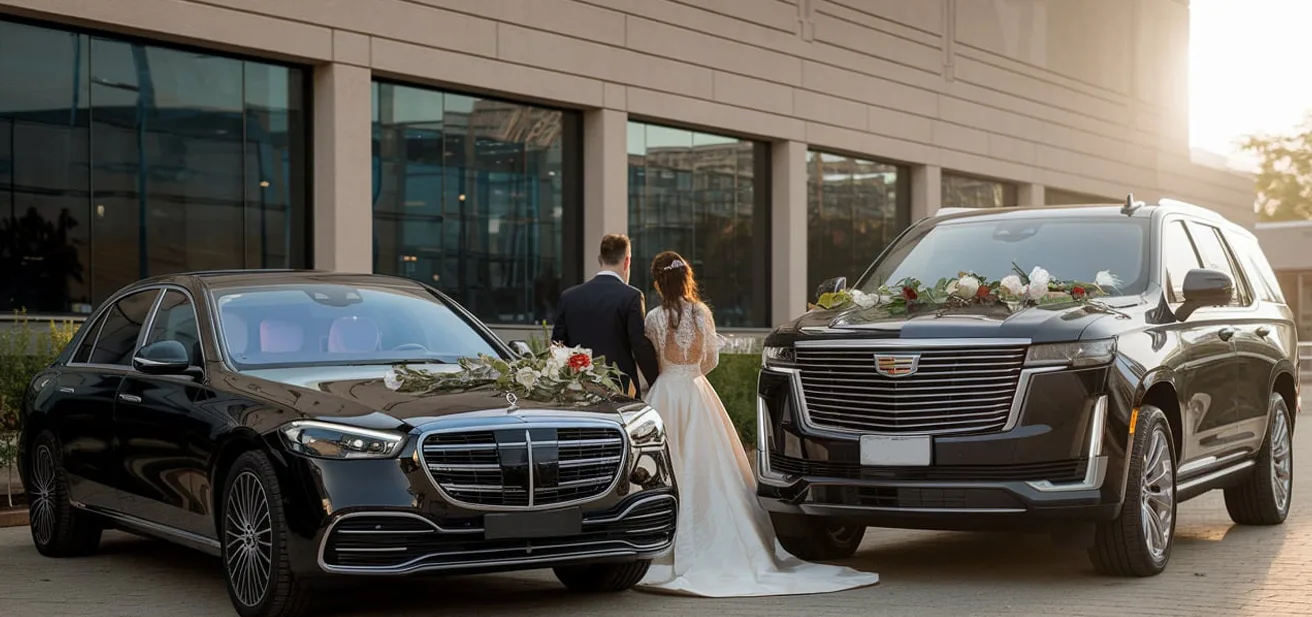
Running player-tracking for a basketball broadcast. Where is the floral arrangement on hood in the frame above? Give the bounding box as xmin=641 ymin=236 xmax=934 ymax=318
xmin=384 ymin=342 xmax=625 ymax=405
xmin=811 ymin=263 xmax=1123 ymax=315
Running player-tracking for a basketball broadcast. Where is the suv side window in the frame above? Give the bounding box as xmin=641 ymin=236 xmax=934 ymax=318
xmin=1162 ymin=220 xmax=1201 ymax=304
xmin=89 ymin=289 xmax=160 ymax=366
xmin=144 ymin=290 xmax=203 ymax=366
xmin=71 ymin=314 xmax=109 ymax=364
xmin=1228 ymin=232 xmax=1285 ymax=304
xmin=1187 ymin=222 xmax=1251 ymax=307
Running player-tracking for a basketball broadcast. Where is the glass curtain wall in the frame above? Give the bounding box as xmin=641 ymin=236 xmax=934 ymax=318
xmin=0 ymin=18 xmax=308 ymax=314
xmin=941 ymin=172 xmax=1018 ymax=208
xmin=372 ymin=81 xmax=582 ymax=325
xmin=1046 ymin=188 xmax=1114 ymax=205
xmin=806 ymin=151 xmax=908 ymax=295
xmin=626 ymin=122 xmax=770 ymax=328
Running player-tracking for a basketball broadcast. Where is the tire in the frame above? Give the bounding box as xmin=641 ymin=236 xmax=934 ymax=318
xmin=1224 ymin=393 xmax=1294 ymax=526
xmin=1088 ymin=405 xmax=1176 ymax=577
xmin=553 ymin=560 xmax=652 ymax=592
xmin=27 ymin=431 xmax=102 ymax=557
xmin=221 ymin=451 xmax=311 ymax=617
xmin=771 ymin=513 xmax=865 ymax=561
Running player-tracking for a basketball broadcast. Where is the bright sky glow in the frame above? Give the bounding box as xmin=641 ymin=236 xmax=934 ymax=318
xmin=1190 ymin=0 xmax=1312 ymax=162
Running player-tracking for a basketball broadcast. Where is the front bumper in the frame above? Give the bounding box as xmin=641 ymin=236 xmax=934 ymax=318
xmin=272 ymin=417 xmax=678 ymax=577
xmin=755 ymin=363 xmax=1130 ymax=531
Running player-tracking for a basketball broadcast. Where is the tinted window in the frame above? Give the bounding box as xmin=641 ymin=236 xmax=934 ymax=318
xmin=213 ymin=283 xmax=500 ymax=369
xmin=1161 ymin=220 xmax=1201 ymax=303
xmin=1229 ymin=233 xmax=1285 ymax=304
xmin=71 ymin=314 xmax=107 ymax=364
xmin=857 ymin=217 xmax=1150 ymax=296
xmin=89 ymin=290 xmax=160 ymax=365
xmin=1187 ymin=222 xmax=1249 ymax=306
xmin=144 ymin=290 xmax=202 ymax=365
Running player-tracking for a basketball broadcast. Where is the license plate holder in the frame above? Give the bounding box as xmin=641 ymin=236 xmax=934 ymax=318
xmin=483 ymin=508 xmax=583 ymax=540
xmin=860 ymin=434 xmax=932 ymax=466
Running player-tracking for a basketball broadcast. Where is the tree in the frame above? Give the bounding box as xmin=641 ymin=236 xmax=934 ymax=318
xmin=1241 ymin=113 xmax=1312 ymax=221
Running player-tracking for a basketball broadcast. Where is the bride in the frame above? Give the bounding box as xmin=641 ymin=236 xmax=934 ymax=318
xmin=636 ymin=251 xmax=880 ymax=597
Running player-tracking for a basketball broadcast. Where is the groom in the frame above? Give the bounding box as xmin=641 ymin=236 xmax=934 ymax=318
xmin=552 ymin=234 xmax=660 ymax=397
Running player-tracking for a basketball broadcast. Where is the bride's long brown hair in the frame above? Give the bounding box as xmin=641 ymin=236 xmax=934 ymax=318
xmin=650 ymin=251 xmax=700 ymax=330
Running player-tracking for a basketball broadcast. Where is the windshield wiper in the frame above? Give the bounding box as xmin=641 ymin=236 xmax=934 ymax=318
xmin=1085 ymin=300 xmax=1131 ymax=320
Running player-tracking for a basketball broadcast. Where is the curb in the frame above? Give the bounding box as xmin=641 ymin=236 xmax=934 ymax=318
xmin=0 ymin=507 xmax=28 ymax=529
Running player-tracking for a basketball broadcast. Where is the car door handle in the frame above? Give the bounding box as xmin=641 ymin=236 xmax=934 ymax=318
xmin=1255 ymin=326 xmax=1271 ymax=337
xmin=1218 ymin=327 xmax=1236 ymax=341
xmin=58 ymin=387 xmax=75 ymax=394
xmin=118 ymin=394 xmax=142 ymax=403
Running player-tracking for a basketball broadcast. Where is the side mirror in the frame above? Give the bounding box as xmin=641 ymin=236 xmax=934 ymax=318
xmin=133 ymin=340 xmax=192 ymax=375
xmin=816 ymin=276 xmax=848 ymax=300
xmin=1175 ymin=268 xmax=1233 ymax=321
xmin=508 ymin=340 xmax=533 ymax=357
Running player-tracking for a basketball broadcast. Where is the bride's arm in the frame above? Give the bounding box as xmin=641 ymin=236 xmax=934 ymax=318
xmin=696 ymin=304 xmax=720 ymax=375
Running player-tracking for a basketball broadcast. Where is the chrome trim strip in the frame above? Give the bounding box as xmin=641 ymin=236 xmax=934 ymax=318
xmin=525 ymin=430 xmax=536 ymax=508
xmin=1178 ymin=451 xmax=1248 ymax=477
xmin=316 ymin=499 xmax=677 ymax=575
xmin=1027 ymin=394 xmax=1110 ymax=492
xmin=72 ymin=503 xmax=221 ymax=553
xmin=794 ymin=338 xmax=1032 ymax=348
xmin=1176 ymin=460 xmax=1256 ymax=493
xmin=416 ymin=418 xmax=629 ymax=512
xmin=799 ymin=503 xmax=1026 ymax=515
xmin=755 ymin=395 xmax=800 ymax=488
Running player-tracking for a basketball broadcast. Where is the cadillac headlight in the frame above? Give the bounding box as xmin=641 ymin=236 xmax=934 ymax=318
xmin=762 ymin=345 xmax=795 ymax=367
xmin=622 ymin=406 xmax=667 ymax=449
xmin=1025 ymin=339 xmax=1116 ymax=368
xmin=279 ymin=420 xmax=406 ymax=460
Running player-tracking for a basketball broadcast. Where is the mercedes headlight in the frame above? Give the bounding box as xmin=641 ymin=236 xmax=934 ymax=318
xmin=621 ymin=406 xmax=666 ymax=449
xmin=762 ymin=345 xmax=795 ymax=367
xmin=279 ymin=420 xmax=407 ymax=460
xmin=1024 ymin=339 xmax=1116 ymax=368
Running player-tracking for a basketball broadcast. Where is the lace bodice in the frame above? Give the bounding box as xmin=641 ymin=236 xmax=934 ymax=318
xmin=645 ymin=301 xmax=721 ymax=378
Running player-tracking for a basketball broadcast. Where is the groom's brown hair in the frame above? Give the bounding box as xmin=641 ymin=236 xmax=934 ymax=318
xmin=598 ymin=233 xmax=630 ymax=266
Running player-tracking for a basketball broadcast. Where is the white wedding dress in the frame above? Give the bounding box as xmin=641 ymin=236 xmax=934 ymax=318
xmin=636 ymin=302 xmax=880 ymax=597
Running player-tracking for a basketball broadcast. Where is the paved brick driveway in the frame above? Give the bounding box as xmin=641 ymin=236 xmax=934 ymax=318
xmin=3 ymin=399 xmax=1309 ymax=617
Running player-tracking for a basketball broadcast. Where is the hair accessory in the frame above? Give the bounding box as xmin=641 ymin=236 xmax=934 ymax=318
xmin=662 ymin=259 xmax=686 ymax=271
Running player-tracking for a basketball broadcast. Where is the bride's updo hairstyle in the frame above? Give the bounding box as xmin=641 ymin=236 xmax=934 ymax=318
xmin=650 ymin=251 xmax=700 ymax=329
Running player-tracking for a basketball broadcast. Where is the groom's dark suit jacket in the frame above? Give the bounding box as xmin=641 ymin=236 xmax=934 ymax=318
xmin=552 ymin=273 xmax=660 ymax=396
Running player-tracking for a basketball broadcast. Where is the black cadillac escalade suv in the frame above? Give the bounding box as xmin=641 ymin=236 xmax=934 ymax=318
xmin=757 ymin=198 xmax=1299 ymax=576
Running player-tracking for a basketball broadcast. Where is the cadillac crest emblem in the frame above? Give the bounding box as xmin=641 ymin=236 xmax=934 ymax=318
xmin=874 ymin=354 xmax=920 ymax=377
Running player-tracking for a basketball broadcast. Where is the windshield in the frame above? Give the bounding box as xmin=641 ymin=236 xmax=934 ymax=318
xmin=856 ymin=217 xmax=1150 ymax=296
xmin=212 ymin=283 xmax=501 ymax=369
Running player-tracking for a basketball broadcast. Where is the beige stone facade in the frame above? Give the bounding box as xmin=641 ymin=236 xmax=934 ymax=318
xmin=0 ymin=0 xmax=1255 ymax=325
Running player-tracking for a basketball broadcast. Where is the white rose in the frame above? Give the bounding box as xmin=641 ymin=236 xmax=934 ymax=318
xmin=1028 ymin=267 xmax=1051 ymax=300
xmin=850 ymin=289 xmax=876 ymax=308
xmin=547 ymin=346 xmax=570 ymax=373
xmin=383 ymin=369 xmax=403 ymax=391
xmin=514 ymin=367 xmax=539 ymax=389
xmin=945 ymin=280 xmax=959 ymax=295
xmin=956 ymin=276 xmax=980 ymax=298
xmin=1095 ymin=270 xmax=1122 ymax=290
xmin=999 ymin=275 xmax=1025 ymax=297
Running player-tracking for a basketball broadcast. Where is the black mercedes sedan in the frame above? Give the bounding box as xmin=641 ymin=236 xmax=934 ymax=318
xmin=757 ymin=199 xmax=1298 ymax=577
xmin=17 ymin=271 xmax=677 ymax=617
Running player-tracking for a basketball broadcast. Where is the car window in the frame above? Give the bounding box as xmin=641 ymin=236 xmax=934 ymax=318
xmin=212 ymin=283 xmax=501 ymax=369
xmin=144 ymin=290 xmax=202 ymax=366
xmin=71 ymin=314 xmax=108 ymax=364
xmin=1162 ymin=220 xmax=1201 ymax=304
xmin=89 ymin=289 xmax=161 ymax=366
xmin=1186 ymin=222 xmax=1250 ymax=307
xmin=1228 ymin=233 xmax=1285 ymax=304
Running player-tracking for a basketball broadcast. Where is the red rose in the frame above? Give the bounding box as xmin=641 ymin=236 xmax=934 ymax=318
xmin=1072 ymin=286 xmax=1086 ymax=298
xmin=567 ymin=353 xmax=591 ymax=371
xmin=976 ymin=285 xmax=990 ymax=298
xmin=902 ymin=286 xmax=918 ymax=301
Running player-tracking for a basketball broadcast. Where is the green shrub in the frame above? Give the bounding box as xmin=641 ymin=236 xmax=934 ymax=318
xmin=706 ymin=353 xmax=760 ymax=448
xmin=1 ymin=312 xmax=78 ymax=504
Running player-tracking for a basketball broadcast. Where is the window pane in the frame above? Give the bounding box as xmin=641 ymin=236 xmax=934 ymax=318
xmin=1044 ymin=188 xmax=1112 ymax=206
xmin=1162 ymin=220 xmax=1200 ymax=303
xmin=1187 ymin=222 xmax=1250 ymax=306
xmin=0 ymin=18 xmax=309 ymax=313
xmin=941 ymin=172 xmax=1017 ymax=208
xmin=89 ymin=288 xmax=158 ymax=365
xmin=372 ymin=82 xmax=573 ymax=324
xmin=627 ymin=121 xmax=767 ymax=327
xmin=145 ymin=289 xmax=201 ymax=364
xmin=807 ymin=151 xmax=906 ymax=296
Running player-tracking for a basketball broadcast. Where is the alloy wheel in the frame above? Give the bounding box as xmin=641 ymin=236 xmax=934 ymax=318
xmin=225 ymin=470 xmax=274 ymax=608
xmin=1270 ymin=409 xmax=1293 ymax=514
xmin=29 ymin=445 xmax=57 ymax=546
xmin=1139 ymin=426 xmax=1175 ymax=562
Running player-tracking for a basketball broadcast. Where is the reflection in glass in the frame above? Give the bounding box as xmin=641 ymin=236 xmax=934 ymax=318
xmin=1045 ymin=188 xmax=1113 ymax=206
xmin=806 ymin=151 xmax=906 ymax=297
xmin=941 ymin=172 xmax=1017 ymax=208
xmin=627 ymin=122 xmax=767 ymax=327
xmin=372 ymin=82 xmax=577 ymax=325
xmin=0 ymin=18 xmax=307 ymax=313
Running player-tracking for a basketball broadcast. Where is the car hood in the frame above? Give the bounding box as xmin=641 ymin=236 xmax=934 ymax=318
xmin=770 ymin=301 xmax=1120 ymax=345
xmin=233 ymin=364 xmax=642 ymax=433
